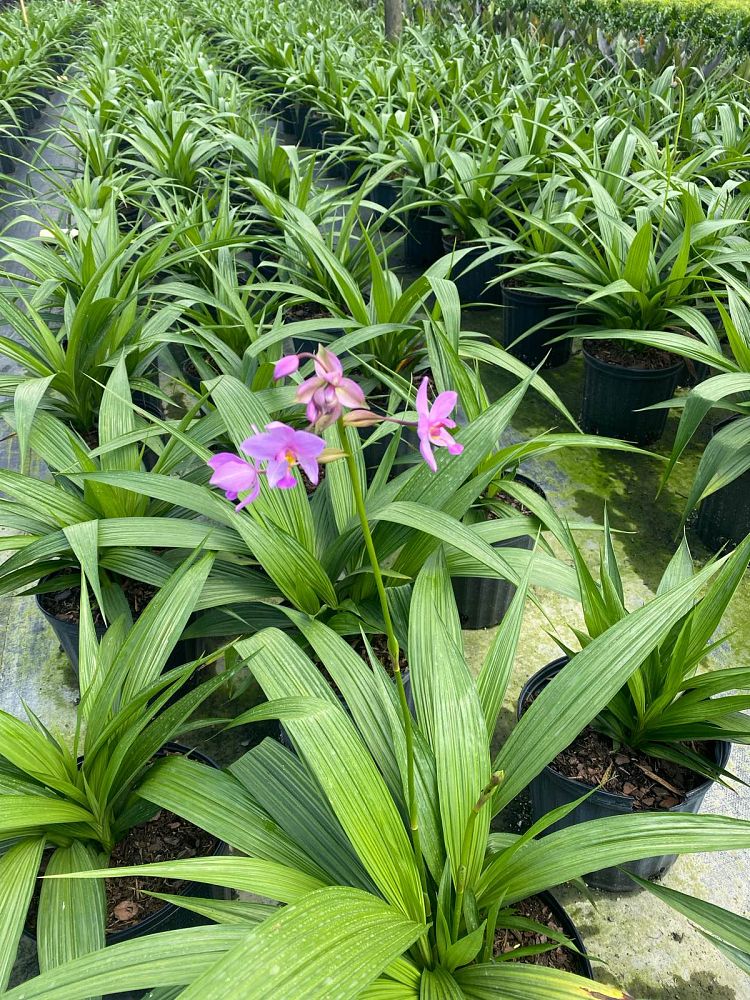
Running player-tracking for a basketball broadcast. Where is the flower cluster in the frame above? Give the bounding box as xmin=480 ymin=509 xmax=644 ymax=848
xmin=208 ymin=346 xmax=463 ymax=509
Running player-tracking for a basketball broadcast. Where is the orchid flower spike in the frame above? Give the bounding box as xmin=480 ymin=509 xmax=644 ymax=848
xmin=415 ymin=377 xmax=464 ymax=472
xmin=207 ymin=453 xmax=260 ymax=510
xmin=242 ymin=422 xmax=327 ymax=489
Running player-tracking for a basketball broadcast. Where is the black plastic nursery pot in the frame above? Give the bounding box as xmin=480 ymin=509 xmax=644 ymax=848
xmin=500 ymin=285 xmax=572 ymax=369
xmin=524 ymin=891 xmax=594 ymax=980
xmin=366 ymin=179 xmax=401 ymax=229
xmin=404 ymin=208 xmax=445 ymax=267
xmin=451 ymin=475 xmax=544 ymax=630
xmin=23 ymin=742 xmax=230 ymax=1000
xmin=517 ymin=659 xmax=731 ymax=893
xmin=696 ymin=417 xmax=750 ymax=551
xmin=581 ymin=344 xmax=683 ymax=445
xmin=442 ymin=236 xmax=502 ymax=306
xmin=36 ymin=585 xmax=203 ymax=679
xmin=300 ymin=110 xmax=331 ymax=149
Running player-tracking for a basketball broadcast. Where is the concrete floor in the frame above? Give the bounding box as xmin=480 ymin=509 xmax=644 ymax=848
xmin=2 ymin=109 xmax=749 ymax=998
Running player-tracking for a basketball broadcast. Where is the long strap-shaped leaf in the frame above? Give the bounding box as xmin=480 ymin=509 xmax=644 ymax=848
xmin=455 ymin=962 xmax=633 ymax=999
xmin=4 ymin=926 xmax=248 ymax=1000
xmin=177 ymin=887 xmax=426 ymax=1000
xmin=236 ymin=629 xmax=426 ymax=923
xmin=38 ymin=842 xmax=106 ymax=986
xmin=137 ymin=756 xmax=329 ymax=880
xmin=478 ymin=812 xmax=750 ymax=905
xmin=627 ymin=873 xmax=750 ymax=973
xmin=0 ymin=838 xmax=45 ymax=992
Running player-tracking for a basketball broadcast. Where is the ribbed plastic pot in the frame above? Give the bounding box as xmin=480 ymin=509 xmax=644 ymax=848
xmin=696 ymin=416 xmax=750 ymax=551
xmin=581 ymin=344 xmax=683 ymax=444
xmin=36 ymin=587 xmax=203 ymax=679
xmin=274 ymin=97 xmax=302 ymax=138
xmin=451 ymin=475 xmax=544 ymax=630
xmin=518 ymin=659 xmax=731 ymax=892
xmin=300 ymin=110 xmax=330 ymax=149
xmin=23 ymin=742 xmax=230 ymax=1000
xmin=532 ymin=891 xmax=594 ymax=980
xmin=500 ymin=286 xmax=572 ymax=369
xmin=442 ymin=237 xmax=502 ymax=306
xmin=366 ymin=179 xmax=400 ymax=229
xmin=404 ymin=209 xmax=445 ymax=267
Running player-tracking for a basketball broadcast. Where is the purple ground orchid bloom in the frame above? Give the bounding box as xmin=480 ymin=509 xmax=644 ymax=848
xmin=274 ymin=346 xmax=366 ymax=431
xmin=242 ymin=421 xmax=326 ymax=489
xmin=208 ymin=452 xmax=260 ymax=510
xmin=416 ymin=377 xmax=464 ymax=472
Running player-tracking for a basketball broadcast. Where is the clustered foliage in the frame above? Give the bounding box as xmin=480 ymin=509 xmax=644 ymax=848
xmin=0 ymin=0 xmax=749 ymax=997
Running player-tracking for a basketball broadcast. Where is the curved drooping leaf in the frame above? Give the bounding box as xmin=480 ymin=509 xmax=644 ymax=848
xmin=177 ymin=887 xmax=427 ymax=1000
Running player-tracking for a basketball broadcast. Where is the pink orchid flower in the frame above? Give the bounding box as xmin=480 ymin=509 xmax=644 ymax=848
xmin=416 ymin=377 xmax=464 ymax=472
xmin=207 ymin=452 xmax=260 ymax=510
xmin=274 ymin=346 xmax=366 ymax=431
xmin=242 ymin=421 xmax=326 ymax=489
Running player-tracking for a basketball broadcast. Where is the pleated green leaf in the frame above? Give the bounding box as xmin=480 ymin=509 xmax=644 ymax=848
xmin=235 ymin=629 xmax=425 ymax=922
xmin=44 ymin=857 xmax=326 ymax=905
xmin=177 ymin=887 xmax=427 ymax=1000
xmin=4 ymin=926 xmax=247 ymax=1000
xmin=409 ymin=552 xmax=489 ymax=891
xmin=38 ymin=842 xmax=106 ymax=987
xmin=626 ymin=874 xmax=750 ymax=972
xmin=137 ymin=755 xmax=329 ymax=880
xmin=0 ymin=837 xmax=45 ymax=992
xmin=230 ymin=739 xmax=376 ymax=893
xmin=455 ymin=962 xmax=633 ymax=999
xmin=478 ymin=812 xmax=750 ymax=905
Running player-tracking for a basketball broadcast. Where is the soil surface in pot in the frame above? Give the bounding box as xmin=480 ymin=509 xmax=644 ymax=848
xmin=26 ymin=809 xmax=217 ymax=936
xmin=493 ymin=895 xmax=583 ymax=974
xmin=483 ymin=485 xmax=540 ymax=519
xmin=39 ymin=577 xmax=159 ymax=628
xmin=348 ymin=631 xmax=408 ymax=675
xmin=285 ymin=302 xmax=332 ymax=322
xmin=586 ymin=340 xmax=678 ymax=371
xmin=549 ymin=726 xmax=711 ymax=810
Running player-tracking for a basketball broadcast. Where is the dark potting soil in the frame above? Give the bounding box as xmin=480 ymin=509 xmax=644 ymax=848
xmin=493 ymin=895 xmax=582 ymax=974
xmin=303 ymin=462 xmax=326 ymax=495
xmin=39 ymin=577 xmax=159 ymax=628
xmin=586 ymin=339 xmax=678 ymax=371
xmin=484 ymin=486 xmax=538 ymax=519
xmin=549 ymin=726 xmax=710 ymax=810
xmin=348 ymin=631 xmax=408 ymax=675
xmin=26 ymin=810 xmax=217 ymax=937
xmin=285 ymin=302 xmax=332 ymax=322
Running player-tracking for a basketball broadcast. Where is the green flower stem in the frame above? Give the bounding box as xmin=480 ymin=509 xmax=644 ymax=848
xmin=337 ymin=419 xmax=432 ymax=937
xmin=452 ymin=771 xmax=504 ymax=941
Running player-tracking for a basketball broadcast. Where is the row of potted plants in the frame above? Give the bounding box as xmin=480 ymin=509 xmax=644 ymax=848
xmin=0 ymin=0 xmax=84 ymax=175
xmin=1 ymin=0 xmax=749 ymax=994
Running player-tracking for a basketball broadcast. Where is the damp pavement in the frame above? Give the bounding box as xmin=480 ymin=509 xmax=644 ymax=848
xmin=2 ymin=106 xmax=749 ymax=999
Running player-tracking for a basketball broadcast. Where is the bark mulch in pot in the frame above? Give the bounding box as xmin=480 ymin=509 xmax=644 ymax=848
xmin=39 ymin=577 xmax=160 ymax=629
xmin=493 ymin=896 xmax=581 ymax=974
xmin=26 ymin=810 xmax=218 ymax=937
xmin=550 ymin=727 xmax=710 ymax=810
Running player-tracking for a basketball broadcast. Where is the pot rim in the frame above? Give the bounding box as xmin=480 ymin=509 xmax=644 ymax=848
xmin=534 ymin=889 xmax=594 ymax=981
xmin=518 ymin=658 xmax=730 ymax=806
xmin=582 ymin=341 xmax=684 ymax=377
